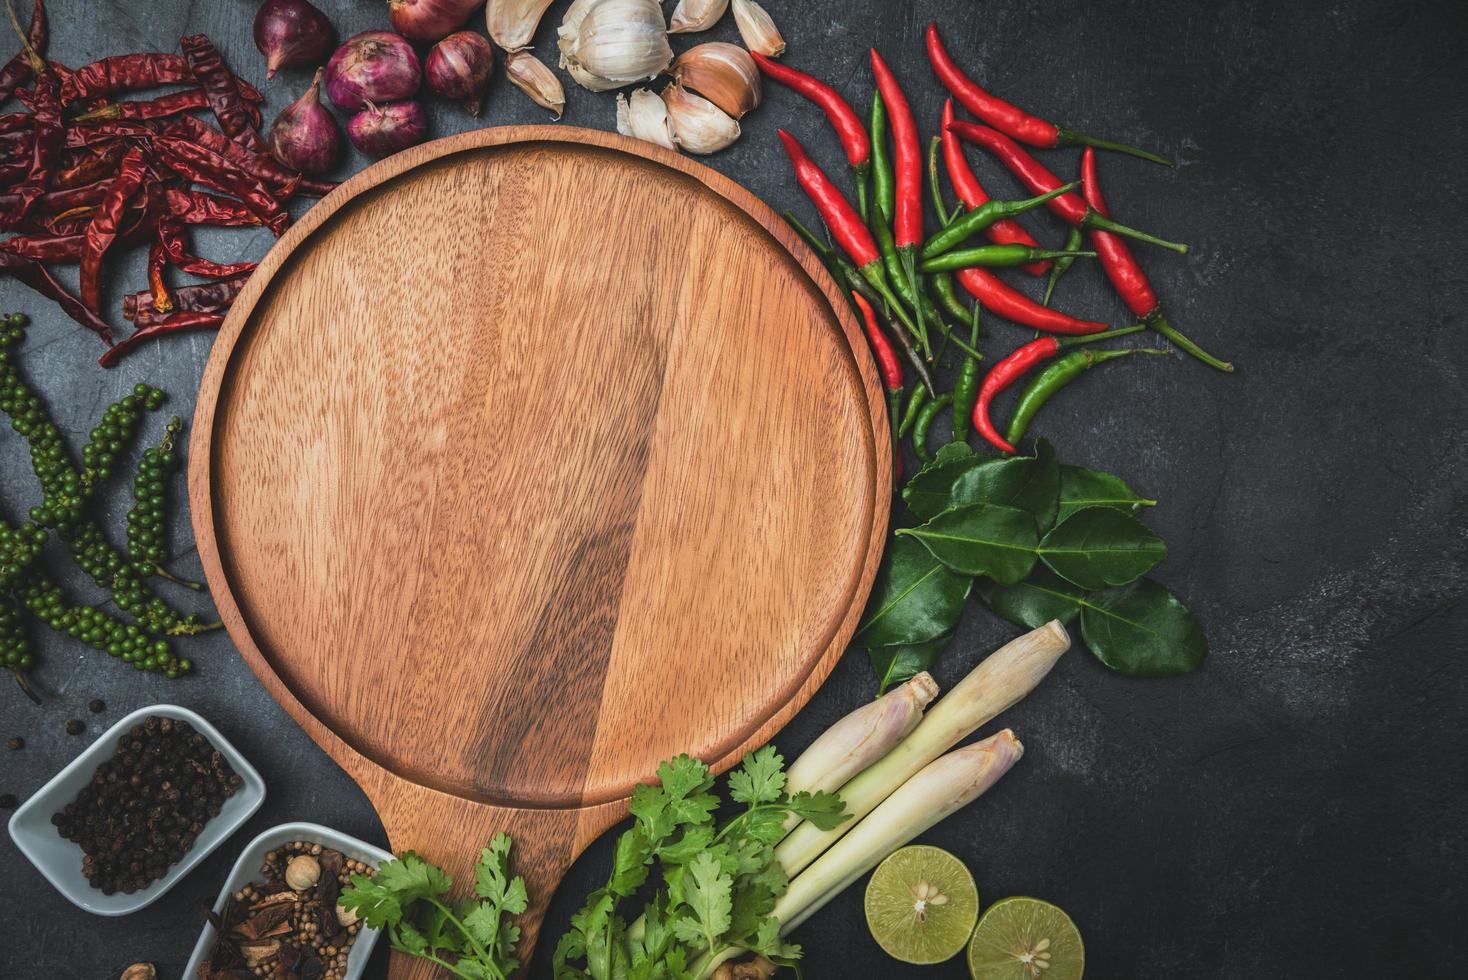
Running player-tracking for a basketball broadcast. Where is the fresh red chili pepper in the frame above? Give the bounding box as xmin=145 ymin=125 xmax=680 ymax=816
xmin=1080 ymin=148 xmax=1234 ymax=373
xmin=79 ymin=144 xmax=148 ymax=311
xmin=752 ymin=52 xmax=870 ymax=217
xmin=926 ymin=22 xmax=1172 ymax=167
xmin=100 ymin=310 xmax=223 ymax=368
xmin=162 ymin=114 xmax=334 ymax=198
xmin=0 ymin=0 xmax=45 ymax=107
xmin=153 ymin=135 xmax=288 ymax=234
xmin=940 ymin=99 xmax=1047 ymax=276
xmin=181 ymin=35 xmax=269 ymax=156
xmin=869 ymin=48 xmax=921 ymax=250
xmin=947 ymin=120 xmax=1189 ymax=254
xmin=955 ymin=267 xmax=1109 ymax=335
xmin=973 ymin=325 xmax=1144 ymax=453
xmin=852 ymin=289 xmax=904 ymax=484
xmin=124 ymin=271 xmax=247 ymax=323
xmin=0 ymin=251 xmax=113 ymax=344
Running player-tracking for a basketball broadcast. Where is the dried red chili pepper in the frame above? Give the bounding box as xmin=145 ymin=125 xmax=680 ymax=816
xmin=0 ymin=177 xmax=110 ymax=223
xmin=79 ymin=144 xmax=148 ymax=311
xmin=1080 ymin=148 xmax=1233 ymax=373
xmin=926 ymin=22 xmax=1171 ymax=167
xmin=0 ymin=126 xmax=27 ymax=153
xmin=154 ymin=218 xmax=258 ymax=278
xmin=940 ymin=99 xmax=1048 ymax=277
xmin=152 ymin=135 xmax=288 ymax=234
xmin=0 ymin=229 xmax=81 ymax=261
xmin=947 ymin=120 xmax=1189 ymax=254
xmin=64 ymin=118 xmax=156 ymax=146
xmin=163 ymin=114 xmax=334 ymax=198
xmin=146 ymin=236 xmax=171 ymax=314
xmin=751 ymin=52 xmax=871 ymax=217
xmin=4 ymin=68 xmax=62 ymax=225
xmin=99 ymin=310 xmax=223 ymax=368
xmin=852 ymin=289 xmax=904 ymax=484
xmin=73 ymin=88 xmax=211 ymax=122
xmin=181 ymin=35 xmax=269 ymax=155
xmin=0 ymin=251 xmax=113 ymax=343
xmin=124 ymin=271 xmax=247 ymax=323
xmin=973 ymin=326 xmax=1143 ymax=453
xmin=0 ymin=0 xmax=45 ymax=106
xmin=52 ymin=140 xmax=125 ymax=188
xmin=60 ymin=53 xmax=188 ymax=103
xmin=164 ymin=187 xmax=264 ymax=228
xmin=0 ymin=157 xmax=25 ymax=183
xmin=0 ymin=110 xmax=28 ymax=132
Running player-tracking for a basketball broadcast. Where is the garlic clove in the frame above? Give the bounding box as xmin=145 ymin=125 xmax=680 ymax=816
xmin=617 ymin=88 xmax=677 ymax=150
xmin=731 ymin=0 xmax=785 ymax=58
xmin=668 ymin=0 xmax=729 ymax=34
xmin=486 ymin=0 xmax=557 ymax=52
xmin=672 ymin=42 xmax=760 ymax=120
xmin=505 ymin=49 xmax=566 ymax=117
xmin=661 ymin=81 xmax=740 ymax=154
xmin=559 ymin=0 xmax=673 ymax=92
xmin=285 ymin=853 xmax=321 ymax=891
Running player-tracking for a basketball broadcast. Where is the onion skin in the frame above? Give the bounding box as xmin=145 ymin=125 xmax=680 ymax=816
xmin=254 ymin=0 xmax=336 ymax=78
xmin=347 ymin=100 xmax=428 ymax=159
xmin=426 ymin=31 xmax=495 ymax=115
xmin=269 ymin=69 xmax=343 ymax=175
xmin=389 ymin=0 xmax=486 ymax=42
xmin=325 ymin=31 xmax=423 ymax=113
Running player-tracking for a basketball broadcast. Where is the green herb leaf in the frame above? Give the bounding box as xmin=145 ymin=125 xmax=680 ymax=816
xmin=1038 ymin=506 xmax=1167 ymax=590
xmin=751 ymin=916 xmax=802 ymax=963
xmin=728 ymin=746 xmax=787 ymax=805
xmin=462 ymin=903 xmax=502 ymax=948
xmin=609 ymin=827 xmax=653 ymax=895
xmin=868 ymin=632 xmax=953 ymax=694
xmin=393 ymin=919 xmax=429 ymax=956
xmin=897 ymin=502 xmax=1039 ymax=584
xmin=670 ymin=852 xmax=733 ymax=952
xmin=630 ymin=755 xmax=718 ymax=844
xmin=856 ymin=535 xmax=973 ymax=648
xmin=475 ymin=832 xmax=529 ymax=915
xmin=655 ymin=825 xmax=714 ymax=866
xmin=978 ymin=566 xmax=1086 ymax=629
xmin=340 ymin=851 xmax=452 ymax=929
xmin=1057 ymin=464 xmax=1157 ymax=522
xmin=1080 ymin=579 xmax=1206 ymax=676
xmin=901 ymin=442 xmax=984 ymax=521
xmin=948 ymin=439 xmax=1060 ymax=531
xmin=787 ymin=790 xmax=849 ymax=830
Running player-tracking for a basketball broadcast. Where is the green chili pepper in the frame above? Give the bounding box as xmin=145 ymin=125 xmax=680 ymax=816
xmin=1004 ymin=346 xmax=1169 ymax=445
xmin=913 ymin=393 xmax=953 ymax=463
xmin=920 ymin=181 xmax=1082 ymax=259
xmin=919 ymin=244 xmax=1096 ymax=273
xmin=898 ymin=384 xmax=929 ymax=438
xmin=952 ymin=307 xmax=983 ymax=442
xmin=1042 ymin=226 xmax=1086 ymax=307
xmin=870 ymin=91 xmax=895 ymax=225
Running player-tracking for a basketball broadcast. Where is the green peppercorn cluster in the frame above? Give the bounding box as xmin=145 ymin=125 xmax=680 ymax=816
xmin=0 ymin=312 xmax=217 ymax=691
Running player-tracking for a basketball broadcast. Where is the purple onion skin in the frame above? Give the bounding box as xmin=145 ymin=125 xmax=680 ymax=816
xmin=325 ymin=31 xmax=422 ymax=113
xmin=253 ymin=0 xmax=336 ymax=78
xmin=388 ymin=0 xmax=486 ymax=43
xmin=269 ymin=71 xmax=343 ymax=175
xmin=426 ymin=31 xmax=494 ymax=115
xmin=347 ymin=100 xmax=428 ymax=159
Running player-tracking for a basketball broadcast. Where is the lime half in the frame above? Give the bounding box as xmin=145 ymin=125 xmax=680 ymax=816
xmin=864 ymin=845 xmax=979 ymax=964
xmin=967 ymin=896 xmax=1084 ymax=980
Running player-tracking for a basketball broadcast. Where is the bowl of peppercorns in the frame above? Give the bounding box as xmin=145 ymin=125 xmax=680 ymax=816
xmin=6 ymin=704 xmax=265 ymax=915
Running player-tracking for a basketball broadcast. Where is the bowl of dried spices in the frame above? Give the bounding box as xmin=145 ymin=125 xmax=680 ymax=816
xmin=183 ymin=822 xmax=392 ymax=980
xmin=6 ymin=704 xmax=265 ymax=915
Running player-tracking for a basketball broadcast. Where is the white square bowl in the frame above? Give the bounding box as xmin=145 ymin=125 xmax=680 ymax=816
xmin=182 ymin=821 xmax=393 ymax=980
xmin=7 ymin=704 xmax=265 ymax=916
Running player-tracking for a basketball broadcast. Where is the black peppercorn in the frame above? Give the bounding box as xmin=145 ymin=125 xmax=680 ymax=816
xmin=87 ymin=698 xmax=105 ymax=713
xmin=6 ymin=736 xmax=21 ymax=750
xmin=64 ymin=719 xmax=84 ymax=735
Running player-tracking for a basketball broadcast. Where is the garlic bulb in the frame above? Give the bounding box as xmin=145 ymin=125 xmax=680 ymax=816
xmin=617 ymin=88 xmax=676 ymax=150
xmin=558 ymin=0 xmax=673 ymax=92
xmin=672 ymin=42 xmax=760 ymax=120
xmin=505 ymin=49 xmax=566 ymax=117
xmin=668 ymin=0 xmax=729 ymax=34
xmin=486 ymin=0 xmax=556 ymax=52
xmin=661 ymin=81 xmax=740 ymax=154
xmin=731 ymin=0 xmax=785 ymax=57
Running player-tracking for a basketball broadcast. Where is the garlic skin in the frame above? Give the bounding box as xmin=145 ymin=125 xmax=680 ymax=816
xmin=336 ymin=901 xmax=361 ymax=927
xmin=617 ymin=88 xmax=677 ymax=150
xmin=661 ymin=81 xmax=740 ymax=154
xmin=486 ymin=0 xmax=556 ymax=51
xmin=505 ymin=49 xmax=566 ymax=117
xmin=668 ymin=0 xmax=729 ymax=34
xmin=731 ymin=0 xmax=785 ymax=57
xmin=558 ymin=0 xmax=673 ymax=92
xmin=672 ymin=42 xmax=760 ymax=120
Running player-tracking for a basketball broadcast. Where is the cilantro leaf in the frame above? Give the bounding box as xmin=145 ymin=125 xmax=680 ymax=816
xmin=751 ymin=916 xmax=802 ymax=965
xmin=669 ymin=852 xmax=733 ymax=952
xmin=462 ymin=902 xmax=501 ymax=949
xmin=340 ymin=852 xmax=451 ymax=930
xmin=787 ymin=790 xmax=850 ymax=831
xmin=392 ymin=919 xmax=428 ymax=956
xmin=727 ymin=746 xmax=787 ymax=805
xmin=655 ymin=824 xmax=714 ymax=866
xmin=610 ymin=827 xmax=652 ymax=896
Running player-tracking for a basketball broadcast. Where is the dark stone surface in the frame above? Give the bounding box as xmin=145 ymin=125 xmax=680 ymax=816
xmin=2 ymin=1 xmax=1466 ymax=977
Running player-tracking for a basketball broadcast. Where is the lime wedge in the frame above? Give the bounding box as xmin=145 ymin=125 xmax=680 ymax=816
xmin=864 ymin=845 xmax=979 ymax=964
xmin=967 ymin=896 xmax=1084 ymax=980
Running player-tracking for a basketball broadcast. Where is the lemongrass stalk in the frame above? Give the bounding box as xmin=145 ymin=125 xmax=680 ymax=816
xmin=626 ymin=672 xmax=940 ymax=945
xmin=694 ymin=731 xmax=1024 ymax=978
xmin=773 ymin=620 xmax=1068 ymax=877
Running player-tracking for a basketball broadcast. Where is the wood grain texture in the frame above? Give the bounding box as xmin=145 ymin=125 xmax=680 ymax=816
xmin=189 ymin=127 xmax=889 ymax=974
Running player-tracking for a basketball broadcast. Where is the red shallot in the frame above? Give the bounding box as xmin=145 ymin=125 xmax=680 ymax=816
xmin=388 ymin=0 xmax=486 ymax=43
xmin=253 ymin=0 xmax=336 ymax=78
xmin=268 ymin=69 xmax=342 ymax=175
xmin=347 ymin=100 xmax=427 ymax=158
xmin=325 ymin=30 xmax=422 ymax=112
xmin=426 ymin=31 xmax=494 ymax=115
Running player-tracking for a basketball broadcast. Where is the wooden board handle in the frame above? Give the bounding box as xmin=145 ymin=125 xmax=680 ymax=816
xmin=374 ymin=783 xmax=626 ymax=977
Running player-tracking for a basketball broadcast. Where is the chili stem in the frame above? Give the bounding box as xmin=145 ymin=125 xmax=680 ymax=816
xmin=1148 ymin=312 xmax=1235 ymax=372
xmin=1060 ymin=128 xmax=1174 ymax=167
xmin=1084 ymin=211 xmax=1189 ymax=254
xmin=1057 ymin=324 xmax=1146 ymax=347
xmin=3 ymin=0 xmax=41 ymax=74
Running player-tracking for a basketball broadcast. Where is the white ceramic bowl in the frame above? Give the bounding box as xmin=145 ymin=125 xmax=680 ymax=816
xmin=7 ymin=704 xmax=265 ymax=915
xmin=182 ymin=821 xmax=392 ymax=980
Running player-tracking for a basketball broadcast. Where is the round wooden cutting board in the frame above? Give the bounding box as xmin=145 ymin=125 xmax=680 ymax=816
xmin=190 ymin=127 xmax=889 ymax=973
